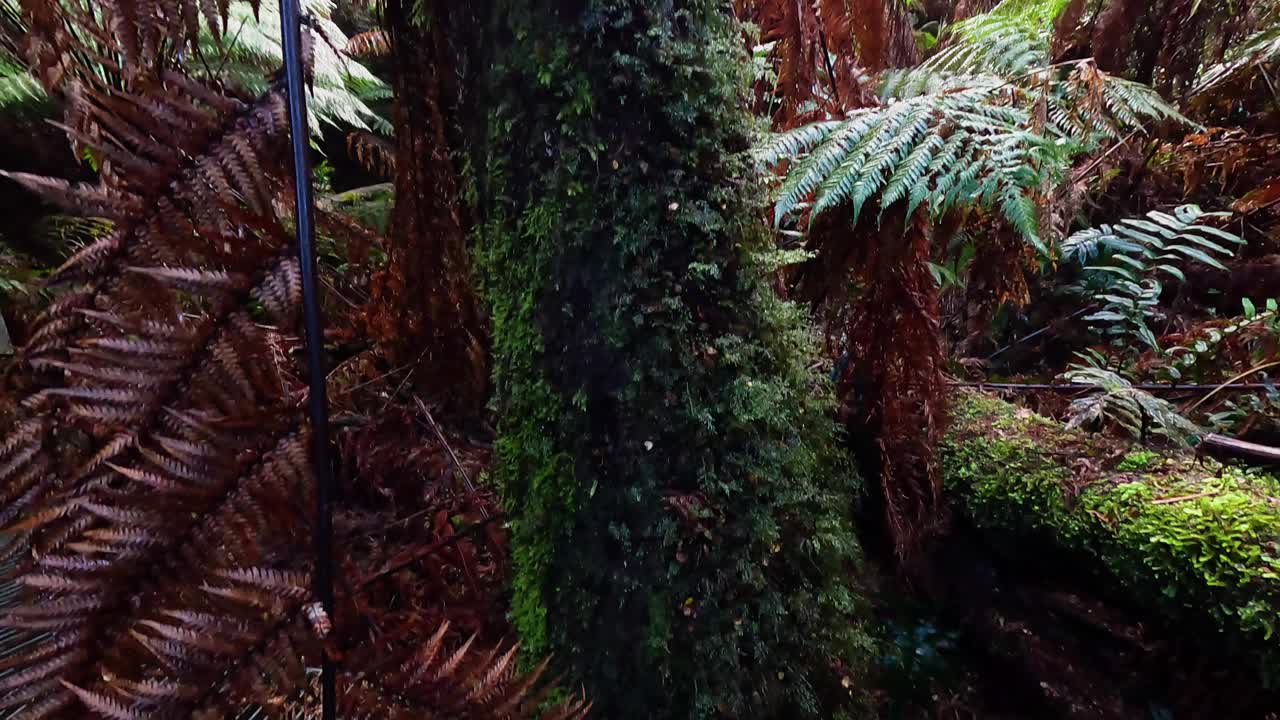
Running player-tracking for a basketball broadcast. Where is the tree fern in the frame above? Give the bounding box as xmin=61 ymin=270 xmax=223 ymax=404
xmin=758 ymin=85 xmax=1062 ymax=249
xmin=197 ymin=0 xmax=390 ymax=134
xmin=1062 ymin=204 xmax=1245 ymax=350
xmin=762 ymin=0 xmax=1187 ymax=251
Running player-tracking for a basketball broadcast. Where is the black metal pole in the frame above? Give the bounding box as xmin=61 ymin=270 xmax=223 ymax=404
xmin=276 ymin=1 xmax=336 ymax=718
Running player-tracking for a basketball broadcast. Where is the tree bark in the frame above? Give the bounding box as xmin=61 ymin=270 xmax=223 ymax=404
xmin=463 ymin=3 xmax=869 ymax=717
xmin=368 ymin=0 xmax=488 ymax=416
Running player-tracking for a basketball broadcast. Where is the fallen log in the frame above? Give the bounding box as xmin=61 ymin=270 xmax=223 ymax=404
xmin=1199 ymin=433 xmax=1280 ymax=470
xmin=948 ymin=380 xmax=1273 ymax=392
xmin=942 ymin=391 xmax=1280 ymax=691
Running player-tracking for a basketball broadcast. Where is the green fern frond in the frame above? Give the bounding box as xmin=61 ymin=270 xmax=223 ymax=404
xmin=953 ymin=19 xmax=1042 ymax=72
xmin=893 ymin=0 xmax=1069 ymax=86
xmin=878 ymin=0 xmax=1189 ymax=148
xmin=0 ymin=57 xmax=44 ymax=114
xmin=1064 ymin=205 xmax=1243 ymax=350
xmin=1063 ymin=365 xmax=1203 ymax=446
xmin=1099 ymin=76 xmax=1187 ymax=127
xmin=198 ymin=0 xmax=389 ymax=134
xmin=1195 ymin=24 xmax=1280 ymax=95
xmin=759 ymin=86 xmax=1062 ymax=244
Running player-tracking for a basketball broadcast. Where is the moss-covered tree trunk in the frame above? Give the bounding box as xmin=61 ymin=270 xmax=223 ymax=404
xmin=467 ymin=2 xmax=870 ymax=718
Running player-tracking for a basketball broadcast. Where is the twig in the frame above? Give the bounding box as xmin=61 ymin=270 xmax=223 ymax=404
xmin=333 ymin=358 xmax=416 ymax=396
xmin=1259 ymin=66 xmax=1280 ymax=114
xmin=377 ymin=345 xmax=430 ymax=413
xmin=1151 ymin=490 xmax=1219 ymax=505
xmin=815 ymin=27 xmax=841 ymax=107
xmin=985 ymin=306 xmax=1095 ymax=361
xmin=414 ymin=396 xmax=487 ymax=519
xmin=1072 ymin=130 xmax=1141 ymax=183
xmin=357 ymin=512 xmax=506 ymax=587
xmin=1184 ymin=360 xmax=1280 ymax=413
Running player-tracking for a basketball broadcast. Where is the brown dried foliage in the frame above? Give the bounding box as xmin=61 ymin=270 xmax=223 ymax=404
xmin=961 ymin=222 xmax=1034 ymax=356
xmin=345 ymin=130 xmax=396 ymax=181
xmin=1091 ymin=0 xmax=1144 ymax=72
xmin=0 ymin=53 xmax=321 ymax=717
xmin=952 ymin=0 xmax=998 ymax=21
xmin=0 ymin=2 xmax=583 ymax=718
xmin=738 ymin=0 xmax=918 ymax=126
xmin=839 ymin=206 xmax=947 ymax=559
xmin=344 ymin=29 xmax=392 ymax=59
xmin=13 ymin=0 xmax=264 ymax=97
xmin=1088 ymin=0 xmax=1254 ymax=93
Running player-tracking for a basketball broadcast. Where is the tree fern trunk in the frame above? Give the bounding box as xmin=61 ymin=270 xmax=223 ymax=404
xmin=369 ymin=0 xmax=488 ymax=415
xmin=466 ymin=2 xmax=871 ymax=718
xmin=838 ymin=204 xmax=948 ymax=561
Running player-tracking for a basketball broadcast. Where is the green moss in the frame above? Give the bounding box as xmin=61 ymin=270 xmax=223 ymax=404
xmin=944 ymin=391 xmax=1280 ymax=682
xmin=327 ymin=183 xmax=394 ymax=235
xmin=469 ymin=3 xmax=872 ymax=718
xmin=1117 ymin=449 xmax=1162 ymax=472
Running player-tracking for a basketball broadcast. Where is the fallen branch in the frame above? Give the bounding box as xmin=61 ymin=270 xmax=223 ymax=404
xmin=1198 ymin=434 xmax=1280 ymax=470
xmin=357 ymin=511 xmax=507 ymax=587
xmin=949 ymin=381 xmax=1273 ymax=392
xmin=1151 ymin=490 xmax=1220 ymax=505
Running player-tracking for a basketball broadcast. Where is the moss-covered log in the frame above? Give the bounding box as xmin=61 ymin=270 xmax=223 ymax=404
xmin=465 ymin=2 xmax=871 ymax=719
xmin=943 ymin=391 xmax=1280 ymax=684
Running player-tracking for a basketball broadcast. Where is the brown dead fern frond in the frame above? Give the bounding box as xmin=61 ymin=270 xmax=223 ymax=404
xmin=326 ymin=620 xmax=591 ymax=720
xmin=344 ymin=30 xmax=392 ymax=59
xmin=1 ymin=5 xmax=588 ymax=720
xmin=346 ymin=130 xmax=396 ymax=180
xmin=12 ymin=0 xmax=266 ymax=93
